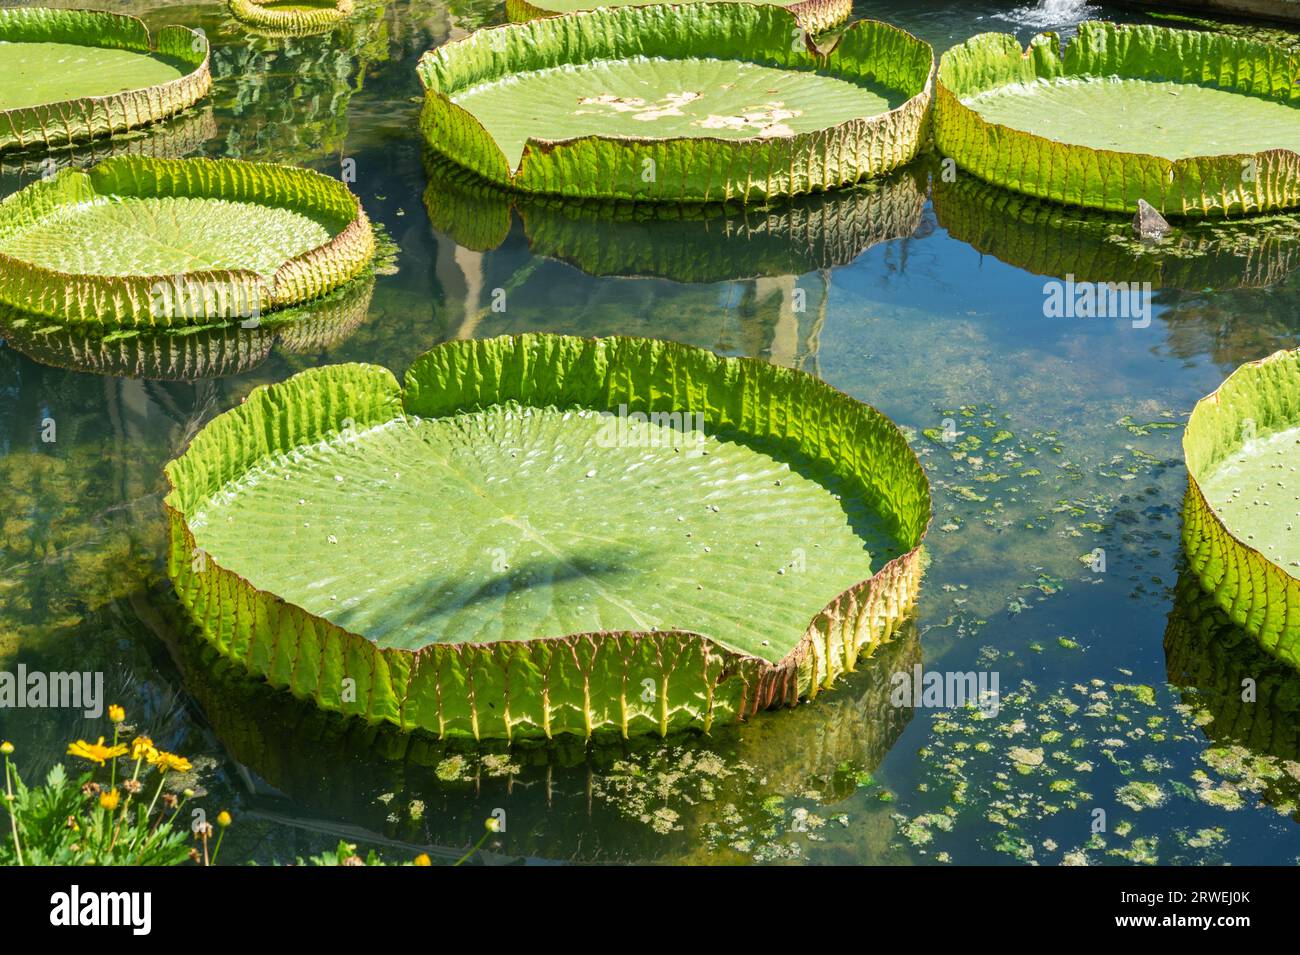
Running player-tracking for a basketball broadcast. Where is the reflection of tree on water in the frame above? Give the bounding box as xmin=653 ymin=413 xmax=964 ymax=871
xmin=212 ymin=9 xmax=387 ymax=162
xmin=1165 ymin=568 xmax=1300 ymax=816
xmin=153 ymin=588 xmax=919 ymax=863
xmin=434 ymin=248 xmax=833 ymax=375
xmin=426 ymin=162 xmax=926 ymax=376
xmin=726 ymin=273 xmax=829 ymax=376
xmin=211 ymin=0 xmax=487 ymax=163
xmin=929 ymin=165 xmax=1300 ymax=374
xmin=1157 ymin=272 xmax=1300 ymax=372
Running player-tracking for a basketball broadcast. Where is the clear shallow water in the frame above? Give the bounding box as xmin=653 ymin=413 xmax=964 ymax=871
xmin=1 ymin=0 xmax=1300 ymax=865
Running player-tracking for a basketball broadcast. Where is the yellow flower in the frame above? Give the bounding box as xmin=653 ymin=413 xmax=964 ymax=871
xmin=99 ymin=789 xmax=121 ymax=811
xmin=148 ymin=751 xmax=192 ymax=774
xmin=485 ymin=816 xmax=500 ymax=833
xmin=129 ymin=736 xmax=157 ymax=761
xmin=0 ymin=741 xmax=13 ymax=756
xmin=67 ymin=738 xmax=128 ymax=766
xmin=107 ymin=705 xmax=125 ymax=724
xmin=217 ymin=811 xmax=232 ymax=828
xmin=413 ymin=854 xmax=431 ymax=866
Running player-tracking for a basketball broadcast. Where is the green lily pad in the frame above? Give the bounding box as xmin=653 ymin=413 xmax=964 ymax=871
xmin=0 ymin=7 xmax=211 ymax=156
xmin=422 ymin=151 xmax=927 ymax=282
xmin=1183 ymin=348 xmax=1300 ymax=667
xmin=417 ymin=4 xmax=933 ymax=202
xmin=505 ymin=0 xmax=851 ymax=35
xmin=0 ymin=156 xmax=375 ymax=326
xmin=164 ymin=335 xmax=931 ymax=740
xmin=228 ymin=0 xmax=356 ymax=36
xmin=935 ymin=21 xmax=1300 ymax=216
xmin=0 ymin=273 xmax=374 ymax=381
xmin=930 ymin=168 xmax=1300 ymax=290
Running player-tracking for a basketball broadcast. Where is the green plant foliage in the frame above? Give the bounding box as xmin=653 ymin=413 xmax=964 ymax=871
xmin=422 ymin=152 xmax=927 ymax=281
xmin=504 ymin=0 xmax=851 ymax=35
xmin=416 ymin=4 xmax=933 ymax=202
xmin=0 ymin=7 xmax=211 ymax=156
xmin=930 ymin=169 xmax=1300 ymax=290
xmin=935 ymin=21 xmax=1300 ymax=216
xmin=0 ymin=730 xmax=211 ymax=867
xmin=1183 ymin=348 xmax=1300 ymax=667
xmin=164 ymin=334 xmax=930 ymax=741
xmin=0 ymin=156 xmax=375 ymax=326
xmin=228 ymin=0 xmax=356 ymax=36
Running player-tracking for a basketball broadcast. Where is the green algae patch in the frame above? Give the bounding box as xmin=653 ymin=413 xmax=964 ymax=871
xmin=416 ymin=4 xmax=933 ymax=203
xmin=1116 ymin=781 xmax=1167 ymax=811
xmin=892 ymin=676 xmax=1297 ymax=865
xmin=935 ymin=21 xmax=1300 ymax=217
xmin=0 ymin=8 xmax=211 ymax=156
xmin=1183 ymin=348 xmax=1300 ymax=668
xmin=0 ymin=156 xmax=375 ymax=326
xmin=164 ymin=334 xmax=930 ymax=741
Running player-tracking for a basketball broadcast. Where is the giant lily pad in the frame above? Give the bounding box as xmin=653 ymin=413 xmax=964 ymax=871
xmin=416 ymin=4 xmax=933 ymax=202
xmin=164 ymin=335 xmax=931 ymax=740
xmin=422 ymin=152 xmax=927 ymax=282
xmin=505 ymin=0 xmax=851 ymax=35
xmin=935 ymin=21 xmax=1300 ymax=216
xmin=0 ymin=7 xmax=211 ymax=156
xmin=0 ymin=273 xmax=374 ymax=381
xmin=0 ymin=156 xmax=375 ymax=326
xmin=228 ymin=0 xmax=356 ymax=36
xmin=1183 ymin=348 xmax=1300 ymax=668
xmin=931 ymin=171 xmax=1300 ymax=290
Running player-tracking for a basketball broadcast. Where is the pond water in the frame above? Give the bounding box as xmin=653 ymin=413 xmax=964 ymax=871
xmin=2 ymin=0 xmax=1300 ymax=865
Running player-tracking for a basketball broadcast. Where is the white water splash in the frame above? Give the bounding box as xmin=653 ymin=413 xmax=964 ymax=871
xmin=995 ymin=0 xmax=1099 ymax=29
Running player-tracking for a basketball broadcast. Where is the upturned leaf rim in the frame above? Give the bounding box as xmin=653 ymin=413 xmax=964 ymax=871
xmin=0 ymin=155 xmax=376 ymax=327
xmin=503 ymin=0 xmax=852 ymax=36
xmin=416 ymin=3 xmax=934 ymax=203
